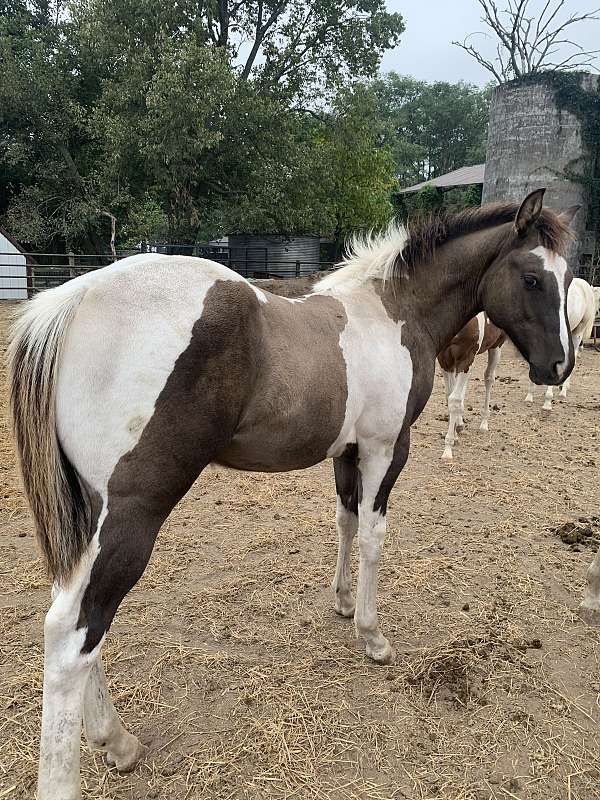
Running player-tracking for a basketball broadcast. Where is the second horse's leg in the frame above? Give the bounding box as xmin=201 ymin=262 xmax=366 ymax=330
xmin=480 ymin=346 xmax=502 ymax=432
xmin=442 ymin=372 xmax=469 ymax=460
xmin=560 ymin=333 xmax=582 ymax=398
xmin=525 ymin=380 xmax=535 ymax=404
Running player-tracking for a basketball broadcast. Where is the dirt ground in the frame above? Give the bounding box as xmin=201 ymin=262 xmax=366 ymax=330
xmin=2 ymin=296 xmax=600 ymax=800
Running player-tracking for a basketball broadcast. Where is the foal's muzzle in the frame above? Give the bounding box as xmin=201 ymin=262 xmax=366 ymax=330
xmin=529 ymin=357 xmax=574 ymax=386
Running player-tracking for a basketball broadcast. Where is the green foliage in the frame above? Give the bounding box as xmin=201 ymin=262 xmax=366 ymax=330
xmin=0 ymin=0 xmax=404 ymax=251
xmin=443 ymin=184 xmax=483 ymax=213
xmin=408 ymin=184 xmax=443 ymax=215
xmin=373 ymin=73 xmax=490 ymax=186
xmin=395 ymin=181 xmax=482 ymax=220
xmin=119 ymin=194 xmax=169 ymax=247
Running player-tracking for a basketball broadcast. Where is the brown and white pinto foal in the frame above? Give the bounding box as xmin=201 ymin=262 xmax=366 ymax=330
xmin=438 ymin=313 xmax=506 ymax=460
xmin=8 ymin=190 xmax=576 ymax=800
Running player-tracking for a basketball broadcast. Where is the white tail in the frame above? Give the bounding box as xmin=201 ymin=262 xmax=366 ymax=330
xmin=8 ymin=282 xmax=89 ymax=582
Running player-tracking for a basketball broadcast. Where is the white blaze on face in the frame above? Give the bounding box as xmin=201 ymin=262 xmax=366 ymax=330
xmin=530 ymin=246 xmax=570 ymax=377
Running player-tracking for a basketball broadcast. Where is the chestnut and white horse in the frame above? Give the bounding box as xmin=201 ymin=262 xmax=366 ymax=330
xmin=525 ymin=277 xmax=599 ymax=409
xmin=8 ymin=191 xmax=577 ymax=800
xmin=438 ymin=313 xmax=506 ymax=460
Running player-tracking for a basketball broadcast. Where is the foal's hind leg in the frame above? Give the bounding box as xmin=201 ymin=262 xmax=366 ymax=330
xmin=38 ymin=504 xmax=166 ymax=800
xmin=332 ymin=447 xmax=360 ymax=618
xmin=84 ymin=657 xmax=143 ymax=771
xmin=543 ymin=385 xmax=553 ymax=411
xmin=38 ymin=561 xmax=105 ymax=800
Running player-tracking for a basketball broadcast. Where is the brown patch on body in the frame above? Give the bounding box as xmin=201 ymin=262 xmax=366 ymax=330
xmin=479 ymin=320 xmax=505 ymax=354
xmin=438 ymin=316 xmax=506 ymax=375
xmin=218 ymin=292 xmax=348 ymax=471
xmin=438 ymin=318 xmax=482 ymax=374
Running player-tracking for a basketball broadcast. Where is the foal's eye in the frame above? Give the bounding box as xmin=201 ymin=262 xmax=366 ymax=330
xmin=523 ymin=274 xmax=539 ymax=289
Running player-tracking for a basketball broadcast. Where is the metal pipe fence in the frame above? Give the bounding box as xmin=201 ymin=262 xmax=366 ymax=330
xmin=0 ymin=249 xmax=337 ymax=299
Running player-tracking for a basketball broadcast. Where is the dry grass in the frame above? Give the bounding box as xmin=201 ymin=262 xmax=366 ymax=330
xmin=2 ymin=301 xmax=600 ymax=799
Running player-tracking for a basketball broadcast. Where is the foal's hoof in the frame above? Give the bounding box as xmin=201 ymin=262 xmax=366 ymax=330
xmin=479 ymin=420 xmax=489 ymax=432
xmin=441 ymin=448 xmax=453 ymax=461
xmin=365 ymin=640 xmax=396 ymax=665
xmin=525 ymin=395 xmax=533 ymax=404
xmin=106 ymin=737 xmax=146 ymax=773
xmin=578 ymin=602 xmax=600 ymax=628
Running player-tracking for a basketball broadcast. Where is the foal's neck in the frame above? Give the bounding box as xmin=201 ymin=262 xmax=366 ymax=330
xmin=384 ymin=225 xmax=507 ymax=354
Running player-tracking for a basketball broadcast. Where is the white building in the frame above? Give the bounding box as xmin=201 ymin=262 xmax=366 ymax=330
xmin=0 ymin=226 xmax=28 ymax=300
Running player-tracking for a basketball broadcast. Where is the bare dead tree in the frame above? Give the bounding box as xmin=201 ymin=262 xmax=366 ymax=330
xmin=454 ymin=0 xmax=600 ymax=83
xmin=99 ymin=211 xmax=117 ymax=259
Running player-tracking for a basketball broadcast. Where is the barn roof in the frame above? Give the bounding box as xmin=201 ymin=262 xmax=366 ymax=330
xmin=398 ymin=163 xmax=485 ymax=194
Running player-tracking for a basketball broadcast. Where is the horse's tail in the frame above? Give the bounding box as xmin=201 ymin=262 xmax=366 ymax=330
xmin=8 ymin=282 xmax=90 ymax=583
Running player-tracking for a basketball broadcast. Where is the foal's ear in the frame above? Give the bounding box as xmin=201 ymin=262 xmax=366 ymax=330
xmin=558 ymin=205 xmax=581 ymax=227
xmin=515 ymin=188 xmax=546 ymax=234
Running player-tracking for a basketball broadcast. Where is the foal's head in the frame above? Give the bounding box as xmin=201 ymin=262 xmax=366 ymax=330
xmin=479 ymin=189 xmax=578 ymax=386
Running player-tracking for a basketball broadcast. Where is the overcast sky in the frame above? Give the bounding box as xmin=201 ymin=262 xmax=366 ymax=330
xmin=381 ymin=0 xmax=600 ymax=85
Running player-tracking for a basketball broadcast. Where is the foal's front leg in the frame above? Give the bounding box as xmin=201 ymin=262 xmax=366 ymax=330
xmin=355 ymin=432 xmax=410 ymax=664
xmin=331 ymin=450 xmax=360 ymax=617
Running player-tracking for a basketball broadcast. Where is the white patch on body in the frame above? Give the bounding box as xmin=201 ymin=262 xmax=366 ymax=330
xmin=321 ymin=284 xmax=412 ymax=665
xmin=325 ymin=289 xmax=413 ymax=458
xmin=475 ymin=311 xmax=486 ymax=351
xmin=56 ymin=255 xmax=260 ymax=494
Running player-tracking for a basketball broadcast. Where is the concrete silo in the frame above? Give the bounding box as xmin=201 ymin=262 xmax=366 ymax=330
xmin=482 ymin=74 xmax=599 ymax=276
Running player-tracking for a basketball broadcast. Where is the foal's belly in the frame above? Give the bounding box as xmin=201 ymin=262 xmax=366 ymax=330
xmin=216 ymin=398 xmax=345 ymax=473
xmin=216 ymin=438 xmax=331 ymax=473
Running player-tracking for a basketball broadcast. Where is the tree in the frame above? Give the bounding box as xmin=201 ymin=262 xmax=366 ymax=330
xmin=454 ymin=0 xmax=600 ymax=84
xmin=373 ymin=74 xmax=490 ymax=185
xmin=0 ymin=0 xmax=405 ymax=250
xmin=0 ymin=0 xmax=112 ymax=250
